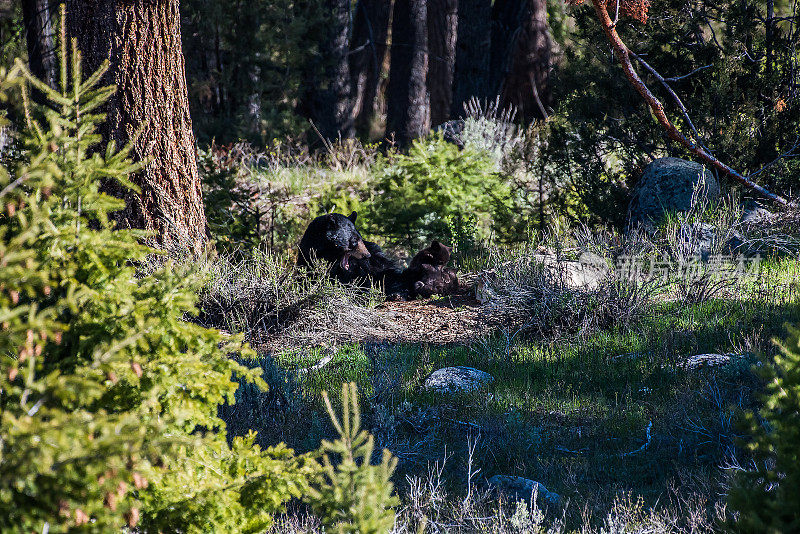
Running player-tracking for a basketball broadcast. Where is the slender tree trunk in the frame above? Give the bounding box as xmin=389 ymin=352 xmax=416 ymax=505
xmin=350 ymin=0 xmax=392 ymax=135
xmin=500 ymin=0 xmax=552 ymax=120
xmin=451 ymin=0 xmax=492 ymax=117
xmin=489 ymin=0 xmax=526 ymax=97
xmin=22 ymin=0 xmax=57 ymax=89
xmin=386 ymin=0 xmax=429 ymax=145
xmin=426 ymin=0 xmax=457 ymax=128
xmin=66 ymin=0 xmax=208 ymax=252
xmin=302 ymin=0 xmax=354 ymax=141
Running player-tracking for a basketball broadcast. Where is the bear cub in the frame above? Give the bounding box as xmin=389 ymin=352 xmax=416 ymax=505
xmin=405 ymin=240 xmax=459 ymax=298
xmin=297 ymin=212 xmax=407 ymax=298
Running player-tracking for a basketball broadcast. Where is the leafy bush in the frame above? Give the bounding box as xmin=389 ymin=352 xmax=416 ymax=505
xmin=726 ymin=326 xmax=800 ymax=532
xmin=368 ymin=134 xmax=511 ymax=249
xmin=0 ymin=43 xmax=310 ymax=532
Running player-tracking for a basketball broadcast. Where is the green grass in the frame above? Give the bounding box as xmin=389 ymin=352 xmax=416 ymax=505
xmin=237 ymin=255 xmax=800 ymax=529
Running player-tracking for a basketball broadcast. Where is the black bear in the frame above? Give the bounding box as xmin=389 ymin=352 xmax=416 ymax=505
xmin=408 ymin=240 xmax=451 ymax=271
xmin=410 ymin=263 xmax=459 ymax=298
xmin=404 ymin=240 xmax=460 ymax=298
xmin=297 ymin=212 xmax=407 ymax=298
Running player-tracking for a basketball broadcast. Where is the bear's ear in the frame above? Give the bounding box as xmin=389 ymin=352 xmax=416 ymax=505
xmin=325 ymin=214 xmax=337 ymax=229
xmin=348 ymin=211 xmax=358 ymax=223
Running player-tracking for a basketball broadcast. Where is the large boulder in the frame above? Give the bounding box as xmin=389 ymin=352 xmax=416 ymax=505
xmin=628 ymin=157 xmax=721 ymax=229
xmin=424 ymin=366 xmax=494 ymax=394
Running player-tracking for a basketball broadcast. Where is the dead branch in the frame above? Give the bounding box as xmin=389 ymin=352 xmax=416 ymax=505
xmin=588 ymin=0 xmax=792 ymax=208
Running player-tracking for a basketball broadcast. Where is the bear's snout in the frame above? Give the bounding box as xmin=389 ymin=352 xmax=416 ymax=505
xmin=351 ymin=240 xmax=371 ymax=259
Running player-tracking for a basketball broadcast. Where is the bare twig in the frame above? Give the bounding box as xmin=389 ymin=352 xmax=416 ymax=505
xmin=628 ymin=51 xmax=711 ymax=155
xmin=620 ymin=420 xmax=652 ymax=457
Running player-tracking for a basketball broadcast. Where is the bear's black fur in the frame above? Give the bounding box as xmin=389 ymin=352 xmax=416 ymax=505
xmin=410 ymin=263 xmax=459 ymax=298
xmin=404 ymin=240 xmax=460 ymax=298
xmin=297 ymin=212 xmax=407 ymax=298
xmin=408 ymin=240 xmax=451 ymax=271
xmin=297 ymin=215 xmax=461 ymax=300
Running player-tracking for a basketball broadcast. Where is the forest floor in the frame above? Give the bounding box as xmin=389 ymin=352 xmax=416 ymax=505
xmin=373 ymin=292 xmax=485 ymax=344
xmin=211 ymin=250 xmax=800 ymax=532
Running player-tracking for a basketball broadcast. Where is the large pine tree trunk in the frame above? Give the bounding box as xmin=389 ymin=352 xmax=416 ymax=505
xmin=451 ymin=0 xmax=492 ymax=117
xmin=22 ymin=0 xmax=57 ymax=89
xmin=499 ymin=0 xmax=551 ymax=120
xmin=350 ymin=0 xmax=392 ymax=135
xmin=66 ymin=0 xmax=207 ymax=253
xmin=426 ymin=0 xmax=457 ymax=128
xmin=386 ymin=0 xmax=429 ymax=146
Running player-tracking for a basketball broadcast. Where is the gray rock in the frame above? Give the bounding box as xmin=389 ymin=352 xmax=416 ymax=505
xmin=681 ymin=353 xmax=734 ymax=370
xmin=628 ymin=157 xmax=721 ymax=229
xmin=487 ymin=475 xmax=561 ymax=506
xmin=424 ymin=366 xmax=494 ymax=394
xmin=678 ymin=222 xmax=718 ymax=259
xmin=741 ymin=205 xmax=775 ymax=226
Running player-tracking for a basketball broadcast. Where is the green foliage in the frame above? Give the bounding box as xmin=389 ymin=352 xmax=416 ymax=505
xmin=551 ymin=0 xmax=800 ymax=227
xmin=368 ymin=135 xmax=510 ymax=249
xmin=306 ymin=175 xmax=371 ymax=223
xmin=0 ymin=43 xmax=308 ymax=532
xmin=199 ymin=147 xmax=264 ymax=253
xmin=306 ymin=382 xmax=399 ymax=534
xmin=726 ymin=326 xmax=800 ymax=532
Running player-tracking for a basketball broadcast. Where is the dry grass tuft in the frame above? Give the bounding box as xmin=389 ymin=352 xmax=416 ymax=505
xmin=195 ymin=250 xmax=396 ymax=348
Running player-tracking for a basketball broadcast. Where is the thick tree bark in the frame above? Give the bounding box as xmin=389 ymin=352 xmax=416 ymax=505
xmin=22 ymin=0 xmax=57 ymax=90
xmin=500 ymin=0 xmax=552 ymax=120
xmin=302 ymin=0 xmax=354 ymax=141
xmin=426 ymin=0 xmax=457 ymax=128
xmin=386 ymin=0 xmax=429 ymax=145
xmin=451 ymin=0 xmax=492 ymax=117
xmin=350 ymin=0 xmax=392 ymax=135
xmin=66 ymin=0 xmax=208 ymax=252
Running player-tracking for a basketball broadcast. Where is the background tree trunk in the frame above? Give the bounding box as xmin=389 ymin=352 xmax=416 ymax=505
xmin=426 ymin=0 xmax=457 ymax=128
xmin=386 ymin=0 xmax=429 ymax=145
xmin=489 ymin=0 xmax=526 ymax=97
xmin=350 ymin=0 xmax=392 ymax=136
xmin=451 ymin=0 xmax=492 ymax=117
xmin=66 ymin=0 xmax=207 ymax=252
xmin=22 ymin=0 xmax=57 ymax=90
xmin=500 ymin=0 xmax=552 ymax=120
xmin=307 ymin=0 xmax=354 ymax=141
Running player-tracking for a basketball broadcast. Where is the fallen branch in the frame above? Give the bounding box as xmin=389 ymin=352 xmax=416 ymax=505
xmin=588 ymin=0 xmax=791 ymax=208
xmin=620 ymin=420 xmax=652 ymax=457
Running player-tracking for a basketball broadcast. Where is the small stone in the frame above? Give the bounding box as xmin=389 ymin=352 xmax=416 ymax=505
xmin=424 ymin=366 xmax=494 ymax=394
xmin=488 ymin=475 xmax=561 ymax=506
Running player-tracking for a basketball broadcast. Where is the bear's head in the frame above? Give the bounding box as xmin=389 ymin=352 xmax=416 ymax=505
xmin=299 ymin=212 xmax=371 ymax=270
xmin=409 ymin=240 xmax=452 ymax=270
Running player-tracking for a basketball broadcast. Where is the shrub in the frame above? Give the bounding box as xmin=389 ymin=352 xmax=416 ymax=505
xmin=726 ymin=326 xmax=800 ymax=532
xmin=305 ymin=382 xmax=399 ymax=534
xmin=368 ymin=134 xmax=510 ymax=249
xmin=0 ymin=41 xmax=310 ymax=532
xmin=199 ymin=145 xmax=264 ymax=253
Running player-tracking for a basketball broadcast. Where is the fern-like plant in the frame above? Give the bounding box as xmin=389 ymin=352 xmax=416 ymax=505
xmin=726 ymin=326 xmax=800 ymax=532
